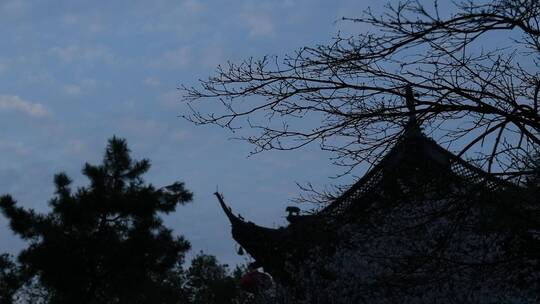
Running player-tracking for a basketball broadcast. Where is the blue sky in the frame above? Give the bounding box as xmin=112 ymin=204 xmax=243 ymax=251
xmin=0 ymin=0 xmax=383 ymax=266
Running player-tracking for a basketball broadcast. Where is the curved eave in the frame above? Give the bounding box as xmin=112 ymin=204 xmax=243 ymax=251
xmin=214 ymin=192 xmax=243 ymax=226
xmin=214 ymin=192 xmax=285 ymax=268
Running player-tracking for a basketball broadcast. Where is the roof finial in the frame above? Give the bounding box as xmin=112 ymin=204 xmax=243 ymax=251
xmin=405 ymin=85 xmax=418 ymax=128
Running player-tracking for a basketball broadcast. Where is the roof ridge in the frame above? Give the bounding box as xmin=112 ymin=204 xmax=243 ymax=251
xmin=319 ymin=131 xmax=519 ymax=216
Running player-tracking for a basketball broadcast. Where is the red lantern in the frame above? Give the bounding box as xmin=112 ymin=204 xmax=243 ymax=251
xmin=239 ymin=271 xmax=272 ymax=293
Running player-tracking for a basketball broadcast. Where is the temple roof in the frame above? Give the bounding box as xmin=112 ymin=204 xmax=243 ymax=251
xmin=216 ymin=126 xmax=525 ymax=279
xmin=319 ymin=128 xmax=518 ymax=217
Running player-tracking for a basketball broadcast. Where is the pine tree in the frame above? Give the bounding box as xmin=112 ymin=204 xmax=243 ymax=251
xmin=0 ymin=137 xmax=193 ymax=304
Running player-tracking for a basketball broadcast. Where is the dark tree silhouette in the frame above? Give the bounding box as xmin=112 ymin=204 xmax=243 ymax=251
xmin=0 ymin=137 xmax=193 ymax=304
xmin=0 ymin=254 xmax=22 ymax=304
xmin=185 ymin=253 xmax=249 ymax=304
xmin=183 ymin=0 xmax=540 ymax=179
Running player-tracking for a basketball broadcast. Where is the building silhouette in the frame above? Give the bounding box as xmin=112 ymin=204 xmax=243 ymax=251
xmin=216 ymin=97 xmax=537 ymax=303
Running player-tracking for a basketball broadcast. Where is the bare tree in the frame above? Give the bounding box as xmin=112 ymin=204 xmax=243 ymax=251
xmin=183 ymin=0 xmax=540 ymax=179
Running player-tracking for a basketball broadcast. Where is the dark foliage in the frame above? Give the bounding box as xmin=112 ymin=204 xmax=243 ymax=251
xmin=185 ymin=253 xmax=250 ymax=304
xmin=0 ymin=137 xmax=193 ymax=304
xmin=0 ymin=254 xmax=22 ymax=304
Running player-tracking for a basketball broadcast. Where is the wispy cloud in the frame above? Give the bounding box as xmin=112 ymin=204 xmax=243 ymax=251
xmin=0 ymin=58 xmax=8 ymax=76
xmin=0 ymin=95 xmax=49 ymax=118
xmin=137 ymin=0 xmax=205 ymax=34
xmin=62 ymin=12 xmax=104 ymax=34
xmin=144 ymin=77 xmax=161 ymax=87
xmin=60 ymin=79 xmax=97 ymax=96
xmin=170 ymin=130 xmax=189 ymax=142
xmin=119 ymin=118 xmax=165 ymax=138
xmin=63 ymin=84 xmax=82 ymax=96
xmin=50 ymin=45 xmax=116 ymax=64
xmin=0 ymin=0 xmax=30 ymax=19
xmin=238 ymin=2 xmax=279 ymax=38
xmin=242 ymin=13 xmax=275 ymax=37
xmin=63 ymin=139 xmax=91 ymax=158
xmin=158 ymin=90 xmax=180 ymax=107
xmin=151 ymin=47 xmax=191 ymax=69
xmin=0 ymin=140 xmax=31 ymax=156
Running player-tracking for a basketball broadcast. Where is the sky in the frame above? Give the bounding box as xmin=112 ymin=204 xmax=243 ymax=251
xmin=0 ymin=0 xmax=383 ymax=267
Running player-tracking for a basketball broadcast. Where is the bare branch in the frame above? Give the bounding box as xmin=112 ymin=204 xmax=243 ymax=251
xmin=182 ymin=0 xmax=540 ymax=178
